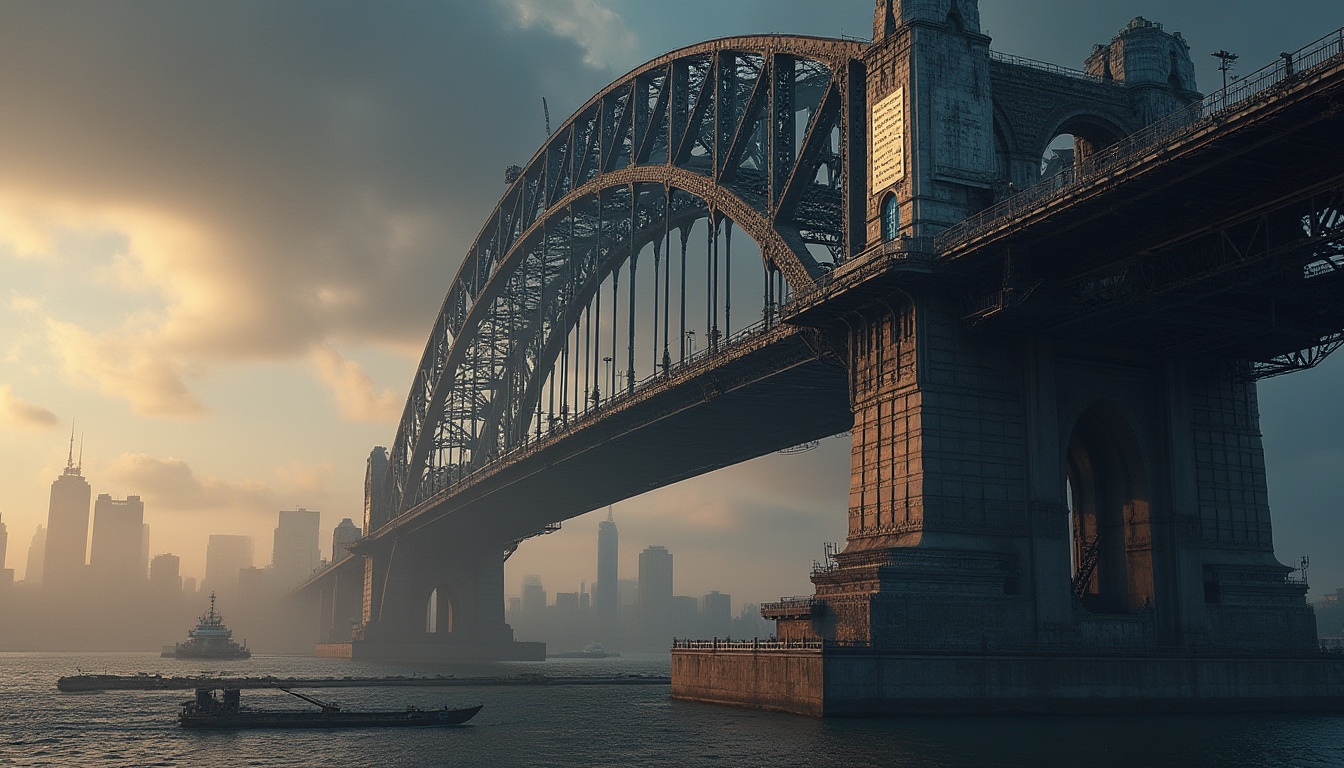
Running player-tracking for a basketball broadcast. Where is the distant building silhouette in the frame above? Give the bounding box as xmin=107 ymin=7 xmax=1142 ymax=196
xmin=702 ymin=591 xmax=732 ymax=637
xmin=364 ymin=446 xmax=389 ymax=531
xmin=638 ymin=545 xmax=673 ymax=643
xmin=521 ymin=574 xmax=546 ymax=616
xmin=205 ymin=534 xmax=253 ymax=595
xmin=594 ymin=508 xmax=618 ymax=637
xmin=272 ymin=508 xmax=320 ymax=588
xmin=0 ymin=512 xmax=10 ymax=593
xmin=182 ymin=576 xmax=198 ymax=596
xmin=150 ymin=553 xmax=182 ymax=594
xmin=42 ymin=433 xmax=91 ymax=590
xmin=23 ymin=525 xmax=45 ymax=584
xmin=89 ymin=494 xmax=146 ymax=587
xmin=238 ymin=565 xmax=271 ymax=595
xmin=331 ymin=518 xmax=361 ymax=558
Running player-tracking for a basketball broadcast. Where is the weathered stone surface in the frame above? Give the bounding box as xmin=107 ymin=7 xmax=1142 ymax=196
xmin=674 ymin=0 xmax=1329 ymax=716
xmin=673 ymin=647 xmax=1344 ymax=715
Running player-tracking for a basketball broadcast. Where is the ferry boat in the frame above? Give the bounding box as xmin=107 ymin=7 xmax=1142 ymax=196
xmin=167 ymin=593 xmax=251 ymax=660
xmin=178 ymin=687 xmax=482 ymax=729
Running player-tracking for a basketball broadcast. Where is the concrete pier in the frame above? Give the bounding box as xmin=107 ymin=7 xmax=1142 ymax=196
xmin=672 ymin=644 xmax=1344 ymax=716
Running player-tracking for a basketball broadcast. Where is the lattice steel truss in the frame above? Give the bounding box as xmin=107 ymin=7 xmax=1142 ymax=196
xmin=378 ymin=37 xmax=866 ymax=525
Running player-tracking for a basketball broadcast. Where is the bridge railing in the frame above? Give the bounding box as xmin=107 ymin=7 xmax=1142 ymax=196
xmin=988 ymin=50 xmax=1103 ymax=83
xmin=481 ymin=313 xmax=784 ymax=466
xmin=672 ymin=638 xmax=825 ymax=651
xmin=935 ymin=26 xmax=1344 ymax=254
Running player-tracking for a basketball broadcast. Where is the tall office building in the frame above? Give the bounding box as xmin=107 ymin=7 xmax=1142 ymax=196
xmin=204 ymin=534 xmax=253 ymax=595
xmin=0 ymin=512 xmax=10 ymax=592
xmin=702 ymin=591 xmax=732 ymax=637
xmin=272 ymin=507 xmax=321 ymax=588
xmin=364 ymin=447 xmax=389 ymax=532
xmin=149 ymin=553 xmax=182 ymax=594
xmin=594 ymin=508 xmax=619 ymax=634
xmin=521 ymin=575 xmax=546 ymax=616
xmin=24 ymin=525 xmax=45 ymax=583
xmin=637 ymin=545 xmax=674 ymax=641
xmin=42 ymin=433 xmax=91 ymax=590
xmin=331 ymin=518 xmax=361 ymax=558
xmin=89 ymin=494 xmax=146 ymax=587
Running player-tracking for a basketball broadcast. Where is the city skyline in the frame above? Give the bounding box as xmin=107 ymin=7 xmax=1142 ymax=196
xmin=2 ymin=1 xmax=1342 ymax=609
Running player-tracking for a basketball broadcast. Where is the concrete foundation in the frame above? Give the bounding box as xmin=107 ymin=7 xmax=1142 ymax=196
xmin=314 ymin=642 xmax=353 ymax=660
xmin=672 ymin=646 xmax=1344 ymax=716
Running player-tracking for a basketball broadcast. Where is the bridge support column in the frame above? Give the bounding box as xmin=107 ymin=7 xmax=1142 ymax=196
xmin=767 ymin=290 xmax=1319 ymax=653
xmin=318 ymin=563 xmax=363 ymax=643
xmin=682 ymin=290 xmax=1338 ymax=715
xmin=349 ymin=526 xmax=543 ymax=662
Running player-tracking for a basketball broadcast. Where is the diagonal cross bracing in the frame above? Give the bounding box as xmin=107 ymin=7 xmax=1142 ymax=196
xmin=381 ymin=36 xmax=866 ymax=523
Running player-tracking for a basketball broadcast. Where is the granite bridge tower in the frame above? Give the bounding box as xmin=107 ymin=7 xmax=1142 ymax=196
xmin=672 ymin=0 xmax=1344 ymax=713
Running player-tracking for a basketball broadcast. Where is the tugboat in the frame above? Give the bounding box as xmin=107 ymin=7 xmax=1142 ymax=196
xmin=178 ymin=687 xmax=482 ymax=729
xmin=167 ymin=593 xmax=251 ymax=660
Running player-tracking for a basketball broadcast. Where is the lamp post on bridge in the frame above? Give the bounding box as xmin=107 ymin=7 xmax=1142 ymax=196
xmin=1212 ymin=49 xmax=1239 ymax=90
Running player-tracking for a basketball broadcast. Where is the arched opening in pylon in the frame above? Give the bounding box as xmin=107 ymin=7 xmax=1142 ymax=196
xmin=1065 ymin=403 xmax=1154 ymax=615
xmin=425 ymin=587 xmax=454 ymax=634
xmin=1040 ymin=116 xmax=1125 ymax=183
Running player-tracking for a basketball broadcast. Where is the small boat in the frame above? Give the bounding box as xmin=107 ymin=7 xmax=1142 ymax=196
xmin=548 ymin=643 xmax=620 ymax=659
xmin=178 ymin=687 xmax=482 ymax=729
xmin=168 ymin=592 xmax=251 ymax=660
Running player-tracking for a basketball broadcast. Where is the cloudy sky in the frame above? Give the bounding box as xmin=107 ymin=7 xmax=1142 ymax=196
xmin=2 ymin=1 xmax=1341 ymax=611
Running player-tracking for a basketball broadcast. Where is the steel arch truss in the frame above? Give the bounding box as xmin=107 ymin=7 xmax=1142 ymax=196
xmin=380 ymin=36 xmax=866 ymax=523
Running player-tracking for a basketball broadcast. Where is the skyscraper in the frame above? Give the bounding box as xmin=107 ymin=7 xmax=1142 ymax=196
xmin=0 ymin=512 xmax=10 ymax=592
xmin=331 ymin=518 xmax=361 ymax=558
xmin=595 ymin=508 xmax=619 ymax=635
xmin=149 ymin=553 xmax=182 ymax=594
xmin=521 ymin=575 xmax=546 ymax=616
xmin=24 ymin=525 xmax=45 ymax=584
xmin=637 ymin=545 xmax=673 ymax=642
xmin=42 ymin=432 xmax=91 ymax=590
xmin=89 ymin=494 xmax=146 ymax=587
xmin=364 ymin=446 xmax=389 ymax=532
xmin=702 ymin=591 xmax=732 ymax=637
xmin=205 ymin=534 xmax=253 ymax=596
xmin=272 ymin=507 xmax=321 ymax=588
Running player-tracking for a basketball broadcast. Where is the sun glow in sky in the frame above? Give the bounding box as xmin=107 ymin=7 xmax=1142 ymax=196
xmin=2 ymin=0 xmax=1342 ymax=610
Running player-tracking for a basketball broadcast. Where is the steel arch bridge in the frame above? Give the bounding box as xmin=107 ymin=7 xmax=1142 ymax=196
xmin=375 ymin=36 xmax=867 ymax=528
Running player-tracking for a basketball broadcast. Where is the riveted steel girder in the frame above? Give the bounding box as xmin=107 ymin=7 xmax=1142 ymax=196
xmin=381 ymin=36 xmax=867 ymax=522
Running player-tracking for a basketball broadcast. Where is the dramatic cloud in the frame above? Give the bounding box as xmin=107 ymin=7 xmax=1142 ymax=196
xmin=501 ymin=0 xmax=636 ymax=68
xmin=309 ymin=345 xmax=402 ymax=424
xmin=0 ymin=1 xmax=611 ymax=405
xmin=103 ymin=453 xmax=277 ymax=514
xmin=44 ymin=318 xmax=207 ymax=419
xmin=0 ymin=385 xmax=60 ymax=429
xmin=273 ymin=461 xmax=335 ymax=499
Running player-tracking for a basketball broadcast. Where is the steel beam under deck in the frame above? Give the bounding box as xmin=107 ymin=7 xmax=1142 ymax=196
xmin=365 ymin=324 xmax=849 ymax=547
xmin=945 ymin=53 xmax=1344 ymax=363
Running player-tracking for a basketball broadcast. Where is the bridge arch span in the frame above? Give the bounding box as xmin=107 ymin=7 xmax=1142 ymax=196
xmin=380 ymin=35 xmax=867 ymax=521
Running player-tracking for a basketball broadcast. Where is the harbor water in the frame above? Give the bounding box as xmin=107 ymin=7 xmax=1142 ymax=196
xmin=3 ymin=652 xmax=1343 ymax=767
